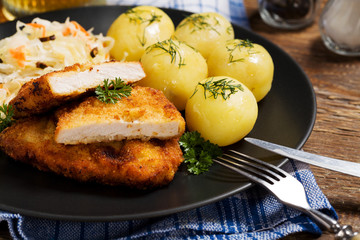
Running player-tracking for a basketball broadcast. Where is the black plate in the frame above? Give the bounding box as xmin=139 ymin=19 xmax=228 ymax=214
xmin=0 ymin=6 xmax=316 ymax=221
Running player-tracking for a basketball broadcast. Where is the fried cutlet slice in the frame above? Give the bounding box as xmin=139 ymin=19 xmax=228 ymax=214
xmin=10 ymin=61 xmax=145 ymax=118
xmin=54 ymin=86 xmax=185 ymax=145
xmin=0 ymin=115 xmax=183 ymax=189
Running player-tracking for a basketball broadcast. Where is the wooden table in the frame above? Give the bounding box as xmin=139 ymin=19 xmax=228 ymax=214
xmin=243 ymin=1 xmax=360 ymax=239
xmin=0 ymin=1 xmax=359 ymax=239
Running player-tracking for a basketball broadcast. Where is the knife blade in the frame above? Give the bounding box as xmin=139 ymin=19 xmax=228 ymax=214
xmin=244 ymin=137 xmax=360 ymax=178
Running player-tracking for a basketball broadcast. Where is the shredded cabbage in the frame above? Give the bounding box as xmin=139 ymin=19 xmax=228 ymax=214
xmin=0 ymin=17 xmax=114 ymax=105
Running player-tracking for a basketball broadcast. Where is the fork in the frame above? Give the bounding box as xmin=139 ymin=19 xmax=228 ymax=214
xmin=213 ymin=150 xmax=359 ymax=240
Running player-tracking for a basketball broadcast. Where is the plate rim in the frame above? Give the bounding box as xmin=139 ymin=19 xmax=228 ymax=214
xmin=0 ymin=5 xmax=317 ymax=221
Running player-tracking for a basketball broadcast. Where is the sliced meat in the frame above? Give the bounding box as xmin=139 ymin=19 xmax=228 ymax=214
xmin=10 ymin=61 xmax=145 ymax=118
xmin=54 ymin=86 xmax=185 ymax=144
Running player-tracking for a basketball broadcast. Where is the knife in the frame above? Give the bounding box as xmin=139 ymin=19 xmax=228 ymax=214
xmin=244 ymin=137 xmax=360 ymax=178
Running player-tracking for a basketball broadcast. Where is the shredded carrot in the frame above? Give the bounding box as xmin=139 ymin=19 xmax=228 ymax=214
xmin=71 ymin=21 xmax=89 ymax=36
xmin=86 ymin=43 xmax=92 ymax=51
xmin=62 ymin=21 xmax=89 ymax=37
xmin=62 ymin=27 xmax=72 ymax=36
xmin=9 ymin=45 xmax=26 ymax=67
xmin=27 ymin=23 xmax=46 ymax=37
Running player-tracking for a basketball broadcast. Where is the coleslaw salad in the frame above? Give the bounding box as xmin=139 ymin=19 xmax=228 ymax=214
xmin=0 ymin=17 xmax=114 ymax=105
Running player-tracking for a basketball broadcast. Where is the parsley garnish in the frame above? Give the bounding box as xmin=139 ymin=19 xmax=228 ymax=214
xmin=0 ymin=104 xmax=14 ymax=132
xmin=191 ymin=77 xmax=244 ymax=100
xmin=95 ymin=78 xmax=132 ymax=104
xmin=179 ymin=131 xmax=223 ymax=175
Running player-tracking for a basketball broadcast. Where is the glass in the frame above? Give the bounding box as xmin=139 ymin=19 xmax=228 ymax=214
xmin=1 ymin=0 xmax=104 ymax=20
xmin=319 ymin=0 xmax=360 ymax=56
xmin=258 ymin=0 xmax=319 ymax=30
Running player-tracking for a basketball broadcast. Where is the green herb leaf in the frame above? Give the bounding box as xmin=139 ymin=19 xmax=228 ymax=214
xmin=179 ymin=131 xmax=222 ymax=175
xmin=125 ymin=8 xmax=162 ymax=25
xmin=146 ymin=39 xmax=186 ymax=68
xmin=125 ymin=8 xmax=162 ymax=46
xmin=191 ymin=77 xmax=244 ymax=101
xmin=177 ymin=14 xmax=220 ymax=35
xmin=226 ymin=25 xmax=234 ymax=35
xmin=227 ymin=39 xmax=254 ymax=63
xmin=0 ymin=104 xmax=14 ymax=132
xmin=95 ymin=78 xmax=132 ymax=104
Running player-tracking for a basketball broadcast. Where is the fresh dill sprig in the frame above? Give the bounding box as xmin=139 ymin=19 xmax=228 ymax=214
xmin=95 ymin=78 xmax=132 ymax=104
xmin=192 ymin=77 xmax=244 ymax=100
xmin=0 ymin=103 xmax=14 ymax=132
xmin=137 ymin=32 xmax=147 ymax=47
xmin=177 ymin=14 xmax=220 ymax=35
xmin=146 ymin=39 xmax=186 ymax=68
xmin=226 ymin=25 xmax=234 ymax=35
xmin=125 ymin=8 xmax=162 ymax=46
xmin=125 ymin=8 xmax=162 ymax=25
xmin=226 ymin=39 xmax=254 ymax=63
xmin=179 ymin=131 xmax=222 ymax=175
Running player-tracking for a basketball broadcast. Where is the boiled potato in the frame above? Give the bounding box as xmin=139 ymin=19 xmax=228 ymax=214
xmin=185 ymin=76 xmax=258 ymax=146
xmin=174 ymin=12 xmax=234 ymax=59
xmin=107 ymin=6 xmax=174 ymax=61
xmin=139 ymin=39 xmax=208 ymax=110
xmin=207 ymin=39 xmax=274 ymax=101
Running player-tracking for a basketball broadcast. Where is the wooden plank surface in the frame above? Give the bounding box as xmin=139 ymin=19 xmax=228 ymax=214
xmin=0 ymin=1 xmax=359 ymax=239
xmin=242 ymin=0 xmax=360 ymax=238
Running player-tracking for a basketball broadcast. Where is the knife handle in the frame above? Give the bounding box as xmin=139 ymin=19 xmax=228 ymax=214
xmin=334 ymin=224 xmax=359 ymax=240
xmin=307 ymin=209 xmax=358 ymax=240
xmin=350 ymin=233 xmax=360 ymax=240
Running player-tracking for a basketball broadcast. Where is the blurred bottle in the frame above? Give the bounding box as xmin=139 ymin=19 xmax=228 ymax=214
xmin=319 ymin=0 xmax=360 ymax=56
xmin=258 ymin=0 xmax=319 ymax=29
xmin=1 ymin=0 xmax=105 ymax=20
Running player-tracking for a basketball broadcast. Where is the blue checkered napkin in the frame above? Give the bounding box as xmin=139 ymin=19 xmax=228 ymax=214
xmin=0 ymin=160 xmax=337 ymax=240
xmin=0 ymin=0 xmax=338 ymax=239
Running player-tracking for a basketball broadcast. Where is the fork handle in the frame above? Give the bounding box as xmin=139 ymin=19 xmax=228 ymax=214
xmin=306 ymin=209 xmax=358 ymax=240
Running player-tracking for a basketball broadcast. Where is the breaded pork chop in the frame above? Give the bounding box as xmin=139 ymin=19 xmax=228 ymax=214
xmin=0 ymin=115 xmax=183 ymax=189
xmin=10 ymin=61 xmax=145 ymax=118
xmin=55 ymin=86 xmax=185 ymax=145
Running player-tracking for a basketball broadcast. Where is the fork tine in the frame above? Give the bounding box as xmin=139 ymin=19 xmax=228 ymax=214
xmin=213 ymin=157 xmax=272 ymax=187
xmin=214 ymin=150 xmax=295 ymax=189
xmin=229 ymin=150 xmax=290 ymax=178
xmin=223 ymin=153 xmax=282 ymax=181
xmin=215 ymin=151 xmax=359 ymax=238
xmin=214 ymin=154 xmax=282 ymax=187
